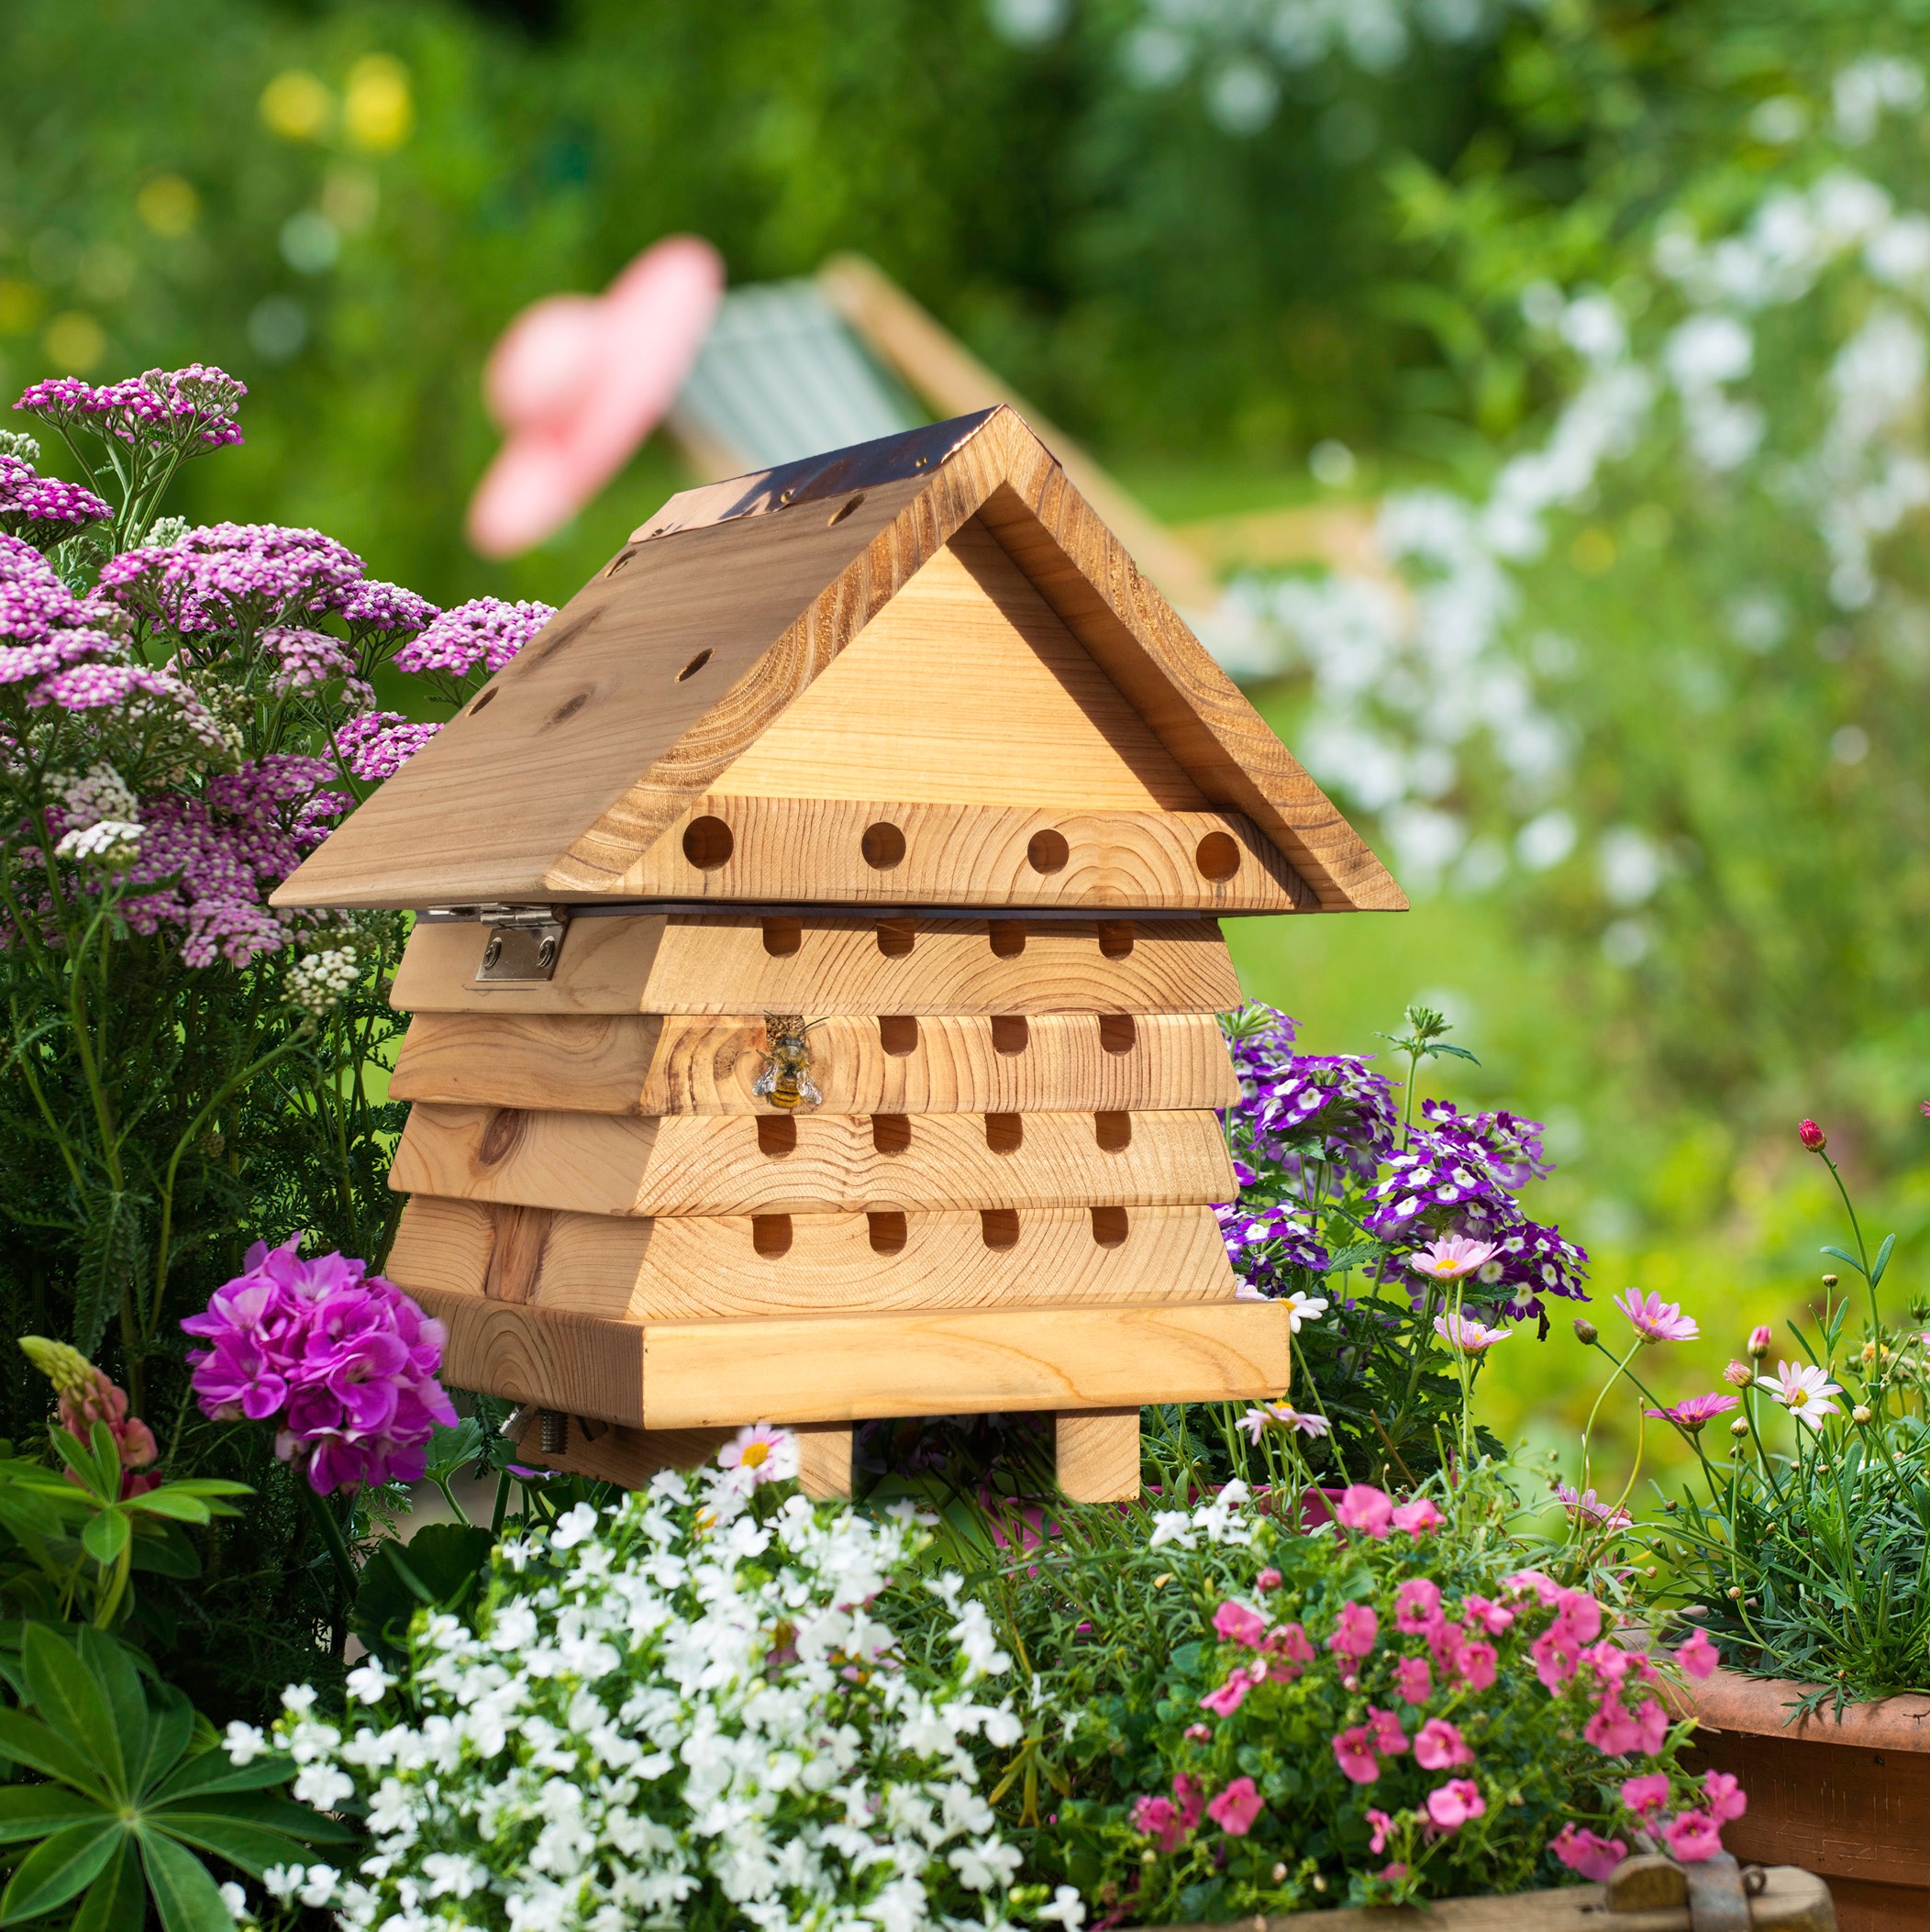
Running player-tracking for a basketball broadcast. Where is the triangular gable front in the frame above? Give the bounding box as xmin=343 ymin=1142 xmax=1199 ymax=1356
xmin=272 ymin=406 xmax=1405 ymax=913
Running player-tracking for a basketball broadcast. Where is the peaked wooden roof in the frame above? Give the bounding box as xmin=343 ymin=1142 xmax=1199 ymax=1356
xmin=273 ymin=406 xmax=1403 ymax=913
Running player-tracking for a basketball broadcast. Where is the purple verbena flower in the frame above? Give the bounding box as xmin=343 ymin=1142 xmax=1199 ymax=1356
xmin=183 ymin=1238 xmax=456 ymax=1493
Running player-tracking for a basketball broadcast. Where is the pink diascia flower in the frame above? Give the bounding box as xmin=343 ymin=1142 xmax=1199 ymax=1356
xmin=1332 ymin=1726 xmax=1380 ymax=1784
xmin=1461 ymin=1593 xmax=1514 ymax=1634
xmin=1199 ymin=1671 xmax=1255 ymax=1717
xmin=1585 ymin=1692 xmax=1669 ymax=1759
xmin=1451 ymin=1638 xmax=1498 ymax=1692
xmin=1392 ymin=1498 xmax=1445 ymax=1535
xmin=1703 ymin=1771 xmax=1747 ymax=1823
xmin=1367 ymin=1707 xmax=1408 ymax=1757
xmin=1214 ymin=1599 xmax=1269 ymax=1647
xmin=1265 ymin=1621 xmax=1315 ymax=1680
xmin=1414 ymin=1718 xmax=1473 ymax=1770
xmin=1502 ymin=1568 xmax=1563 ymax=1605
xmin=1326 ymin=1601 xmax=1380 ymax=1660
xmin=1395 ymin=1578 xmax=1443 ymax=1633
xmin=1334 ymin=1484 xmax=1395 ymax=1538
xmin=1674 ymin=1628 xmax=1721 ymax=1680
xmin=1206 ymin=1777 xmax=1264 ymax=1836
xmin=1409 ymin=1235 xmax=1499 ymax=1282
xmin=1620 ymin=1772 xmax=1671 ymax=1815
xmin=1366 ymin=1808 xmax=1396 ymax=1855
xmin=1425 ymin=1779 xmax=1485 ymax=1832
xmin=1131 ymin=1795 xmax=1183 ymax=1851
xmin=1394 ymin=1656 xmax=1433 ymax=1704
xmin=1660 ymin=1810 xmax=1725 ymax=1862
xmin=182 ymin=1238 xmax=456 ymax=1493
xmin=1433 ymin=1309 xmax=1513 ymax=1353
xmin=1614 ymin=1287 xmax=1699 ymax=1344
xmin=1552 ymin=1822 xmax=1627 ymax=1882
xmin=1644 ymin=1392 xmax=1740 ymax=1432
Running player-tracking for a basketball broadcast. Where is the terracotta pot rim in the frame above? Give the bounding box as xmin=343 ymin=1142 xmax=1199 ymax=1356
xmin=1685 ymin=1661 xmax=1930 ymax=1751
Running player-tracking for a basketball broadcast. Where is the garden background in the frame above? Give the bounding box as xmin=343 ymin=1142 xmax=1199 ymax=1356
xmin=6 ymin=0 xmax=1929 ymax=1469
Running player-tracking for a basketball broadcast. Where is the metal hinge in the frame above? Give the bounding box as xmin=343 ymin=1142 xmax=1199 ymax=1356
xmin=474 ymin=905 xmax=571 ymax=983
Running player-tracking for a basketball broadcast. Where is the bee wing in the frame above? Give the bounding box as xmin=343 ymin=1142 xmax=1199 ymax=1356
xmin=752 ymin=1063 xmax=778 ymax=1097
xmin=799 ymin=1075 xmax=823 ymax=1107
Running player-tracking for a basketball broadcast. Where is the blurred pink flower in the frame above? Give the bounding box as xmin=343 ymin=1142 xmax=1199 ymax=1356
xmin=1703 ymin=1771 xmax=1747 ymax=1823
xmin=1414 ymin=1718 xmax=1472 ymax=1770
xmin=1620 ymin=1772 xmax=1670 ymax=1815
xmin=1660 ymin=1810 xmax=1725 ymax=1862
xmin=1614 ymin=1287 xmax=1699 ymax=1343
xmin=1392 ymin=1498 xmax=1445 ymax=1535
xmin=469 ymin=236 xmax=725 ymax=557
xmin=1206 ymin=1776 xmax=1264 ymax=1836
xmin=1674 ymin=1628 xmax=1721 ymax=1680
xmin=1425 ymin=1779 xmax=1485 ymax=1832
xmin=1394 ymin=1656 xmax=1433 ymax=1704
xmin=1334 ymin=1483 xmax=1395 ymax=1537
xmin=1552 ymin=1822 xmax=1627 ymax=1882
xmin=1326 ymin=1601 xmax=1380 ymax=1660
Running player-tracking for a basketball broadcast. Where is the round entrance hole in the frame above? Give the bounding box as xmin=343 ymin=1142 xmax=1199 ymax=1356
xmin=868 ymin=1211 xmax=907 ymax=1255
xmin=861 ymin=821 xmax=906 ymax=870
xmin=1195 ymin=830 xmax=1241 ymax=881
xmin=682 ymin=815 xmax=734 ymax=870
xmin=752 ymin=1214 xmax=793 ymax=1258
xmin=1026 ymin=829 xmax=1068 ymax=874
xmin=676 ymin=649 xmax=713 ymax=683
xmin=980 ymin=1208 xmax=1019 ymax=1251
xmin=984 ymin=1114 xmax=1024 ymax=1154
xmin=1092 ymin=1206 xmax=1128 ymax=1248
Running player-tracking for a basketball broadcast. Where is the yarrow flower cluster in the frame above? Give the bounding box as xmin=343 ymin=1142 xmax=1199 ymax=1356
xmin=183 ymin=1238 xmax=456 ymax=1493
xmin=0 ymin=450 xmax=112 ymax=548
xmin=393 ymin=595 xmax=556 ymax=681
xmin=266 ymin=1457 xmax=1026 ymax=1932
xmin=285 ymin=946 xmax=360 ymax=1016
xmin=332 ymin=710 xmax=444 ymax=783
xmin=1095 ymin=1479 xmax=1736 ymax=1915
xmin=17 ymin=364 xmax=247 ymax=450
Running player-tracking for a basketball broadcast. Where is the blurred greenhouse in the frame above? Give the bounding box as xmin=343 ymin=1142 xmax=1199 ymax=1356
xmin=6 ymin=0 xmax=1930 ymax=1448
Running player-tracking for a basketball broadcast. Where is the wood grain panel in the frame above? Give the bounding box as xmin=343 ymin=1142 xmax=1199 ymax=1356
xmin=513 ymin=1417 xmax=734 ymax=1486
xmin=272 ymin=405 xmax=1398 ymax=913
xmin=1056 ymin=1409 xmax=1141 ymax=1502
xmin=425 ymin=1293 xmax=649 ymax=1427
xmin=391 ymin=913 xmax=1240 ymax=1016
xmin=713 ymin=523 xmax=1208 ymax=810
xmin=391 ymin=1105 xmax=1237 ymax=1215
xmin=386 ymin=1196 xmax=1237 ymax=1320
xmin=638 ymin=1298 xmax=1291 ymax=1427
xmin=618 ymin=799 xmax=1302 ymax=911
xmin=389 ymin=1011 xmax=1240 ymax=1116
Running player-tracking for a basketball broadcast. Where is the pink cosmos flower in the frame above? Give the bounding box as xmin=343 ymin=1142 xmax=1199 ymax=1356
xmin=1661 ymin=1810 xmax=1725 ymax=1862
xmin=1703 ymin=1771 xmax=1747 ymax=1824
xmin=1392 ymin=1498 xmax=1445 ymax=1535
xmin=1367 ymin=1707 xmax=1408 ymax=1757
xmin=1434 ymin=1309 xmax=1513 ymax=1353
xmin=1394 ymin=1656 xmax=1433 ymax=1704
xmin=183 ymin=1238 xmax=455 ymax=1493
xmin=1327 ymin=1601 xmax=1380 ymax=1660
xmin=1425 ymin=1779 xmax=1485 ymax=1832
xmin=1206 ymin=1778 xmax=1264 ymax=1838
xmin=1620 ymin=1772 xmax=1670 ymax=1815
xmin=1552 ymin=1823 xmax=1627 ymax=1882
xmin=1366 ymin=1808 xmax=1395 ymax=1855
xmin=1214 ymin=1599 xmax=1269 ymax=1647
xmin=1453 ymin=1639 xmax=1498 ymax=1691
xmin=1332 ymin=1726 xmax=1380 ymax=1784
xmin=1414 ymin=1718 xmax=1473 ymax=1770
xmin=1409 ymin=1234 xmax=1500 ymax=1282
xmin=1256 ymin=1567 xmax=1282 ymax=1591
xmin=1395 ymin=1578 xmax=1443 ymax=1634
xmin=1674 ymin=1628 xmax=1721 ymax=1680
xmin=1334 ymin=1484 xmax=1395 ymax=1538
xmin=1614 ymin=1287 xmax=1699 ymax=1343
xmin=1644 ymin=1392 xmax=1741 ymax=1432
xmin=1237 ymin=1401 xmax=1331 ymax=1441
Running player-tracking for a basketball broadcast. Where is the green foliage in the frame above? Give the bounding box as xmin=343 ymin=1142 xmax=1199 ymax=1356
xmin=349 ymin=1521 xmax=492 ymax=1663
xmin=0 ymin=1624 xmax=351 ymax=1932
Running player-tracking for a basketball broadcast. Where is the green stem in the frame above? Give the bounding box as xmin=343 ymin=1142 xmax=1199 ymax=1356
xmin=299 ymin=1480 xmax=362 ymax=1605
xmin=1580 ymin=1338 xmax=1643 ymax=1501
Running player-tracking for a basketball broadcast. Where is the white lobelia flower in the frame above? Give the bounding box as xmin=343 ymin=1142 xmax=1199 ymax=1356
xmin=1038 ymin=1884 xmax=1089 ymax=1929
xmin=224 ymin=1720 xmax=269 ymax=1765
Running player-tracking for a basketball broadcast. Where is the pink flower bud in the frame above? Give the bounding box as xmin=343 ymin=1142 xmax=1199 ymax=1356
xmin=1798 ymin=1119 xmax=1826 ymax=1151
xmin=1747 ymin=1325 xmax=1772 ymax=1358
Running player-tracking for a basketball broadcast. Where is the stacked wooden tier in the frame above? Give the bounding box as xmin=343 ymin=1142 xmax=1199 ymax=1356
xmin=382 ymin=908 xmax=1287 ymax=1498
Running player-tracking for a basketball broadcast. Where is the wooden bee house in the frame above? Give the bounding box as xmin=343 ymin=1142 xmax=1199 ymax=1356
xmin=272 ymin=405 xmax=1403 ymax=1499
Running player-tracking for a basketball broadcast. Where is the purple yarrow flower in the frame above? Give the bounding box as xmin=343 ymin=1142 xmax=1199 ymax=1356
xmin=183 ymin=1237 xmax=456 ymax=1493
xmin=327 ymin=577 xmax=438 ymax=639
xmin=99 ymin=522 xmax=362 ymax=636
xmin=17 ymin=366 xmax=245 ymax=450
xmin=0 ymin=454 xmax=112 ymax=547
xmin=262 ymin=626 xmax=371 ymax=700
xmin=392 ymin=596 xmax=555 ymax=679
xmin=333 ymin=710 xmax=442 ymax=783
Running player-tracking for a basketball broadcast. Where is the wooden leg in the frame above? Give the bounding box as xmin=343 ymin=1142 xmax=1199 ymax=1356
xmin=516 ymin=1417 xmax=733 ymax=1488
xmin=1056 ymin=1407 xmax=1141 ymax=1501
xmin=794 ymin=1423 xmax=855 ymax=1500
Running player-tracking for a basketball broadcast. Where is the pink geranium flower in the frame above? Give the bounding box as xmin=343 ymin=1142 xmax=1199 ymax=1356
xmin=1425 ymin=1779 xmax=1485 ymax=1832
xmin=1614 ymin=1286 xmax=1699 ymax=1343
xmin=1326 ymin=1601 xmax=1380 ymax=1660
xmin=1207 ymin=1777 xmax=1264 ymax=1836
xmin=1414 ymin=1718 xmax=1473 ymax=1770
xmin=1552 ymin=1822 xmax=1627 ymax=1882
xmin=1674 ymin=1628 xmax=1721 ymax=1680
xmin=1660 ymin=1810 xmax=1725 ymax=1862
xmin=1335 ymin=1484 xmax=1395 ymax=1538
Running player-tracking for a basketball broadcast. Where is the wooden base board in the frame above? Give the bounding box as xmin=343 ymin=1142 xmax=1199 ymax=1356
xmin=393 ymin=1104 xmax=1237 ymax=1216
xmin=388 ymin=1195 xmax=1237 ymax=1319
xmin=1055 ymin=1408 xmax=1140 ymax=1501
xmin=391 ymin=913 xmax=1240 ymax=1017
xmin=415 ymin=1287 xmax=1289 ymax=1429
xmin=510 ymin=1416 xmax=854 ymax=1498
xmin=390 ymin=1009 xmax=1240 ymax=1116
